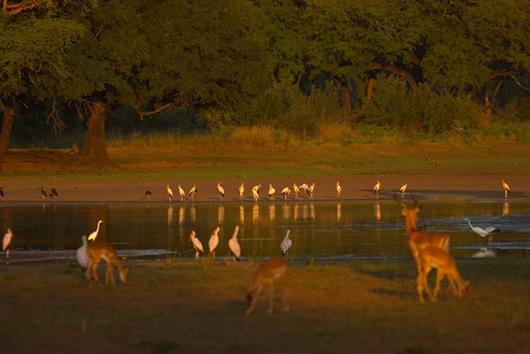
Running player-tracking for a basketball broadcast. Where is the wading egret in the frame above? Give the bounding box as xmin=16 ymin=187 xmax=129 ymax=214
xmin=252 ymin=185 xmax=261 ymax=203
xmin=239 ymin=183 xmax=245 ymax=200
xmin=217 ymin=182 xmax=225 ymax=200
xmin=166 ymin=184 xmax=174 ymax=202
xmin=268 ymin=184 xmax=276 ymax=200
xmin=76 ymin=235 xmax=89 ymax=268
xmin=280 ymin=229 xmax=292 ymax=256
xmin=502 ymin=179 xmax=510 ymax=199
xmin=178 ymin=185 xmax=186 ymax=201
xmin=228 ymin=225 xmax=241 ymax=261
xmin=464 ymin=218 xmax=499 ymax=243
xmin=189 ymin=231 xmax=204 ymax=259
xmin=208 ymin=226 xmax=220 ymax=259
xmin=2 ymin=227 xmax=13 ymax=261
xmin=281 ymin=187 xmax=291 ymax=200
xmin=307 ymin=182 xmax=315 ymax=199
xmin=336 ymin=181 xmax=342 ymax=198
xmin=293 ymin=183 xmax=300 ymax=199
xmin=188 ymin=185 xmax=198 ymax=201
xmin=87 ymin=220 xmax=103 ymax=241
xmin=373 ymin=180 xmax=381 ymax=198
xmin=400 ymin=183 xmax=408 ymax=198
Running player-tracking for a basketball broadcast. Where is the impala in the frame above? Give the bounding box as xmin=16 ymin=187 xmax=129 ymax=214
xmin=246 ymin=256 xmax=289 ymax=315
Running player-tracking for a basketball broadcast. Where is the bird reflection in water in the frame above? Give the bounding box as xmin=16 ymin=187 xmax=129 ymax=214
xmin=239 ymin=205 xmax=245 ymax=224
xmin=218 ymin=205 xmax=225 ymax=225
xmin=337 ymin=203 xmax=342 ymax=223
xmin=310 ymin=203 xmax=315 ymax=220
xmin=190 ymin=206 xmax=197 ymax=224
xmin=294 ymin=204 xmax=299 ymax=220
xmin=374 ymin=202 xmax=381 ymax=221
xmin=269 ymin=204 xmax=275 ymax=221
xmin=252 ymin=204 xmax=259 ymax=223
xmin=282 ymin=203 xmax=291 ymax=219
xmin=502 ymin=201 xmax=510 ymax=216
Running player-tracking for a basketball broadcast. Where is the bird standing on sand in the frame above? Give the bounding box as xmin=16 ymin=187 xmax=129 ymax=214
xmin=144 ymin=190 xmax=152 ymax=200
xmin=399 ymin=183 xmax=408 ymax=198
xmin=76 ymin=235 xmax=89 ymax=268
xmin=293 ymin=183 xmax=300 ymax=199
xmin=336 ymin=181 xmax=342 ymax=198
xmin=239 ymin=183 xmax=245 ymax=200
xmin=464 ymin=218 xmax=499 ymax=244
xmin=307 ymin=182 xmax=315 ymax=199
xmin=252 ymin=185 xmax=261 ymax=203
xmin=502 ymin=179 xmax=510 ymax=200
xmin=2 ymin=227 xmax=13 ymax=261
xmin=188 ymin=185 xmax=198 ymax=201
xmin=166 ymin=184 xmax=174 ymax=202
xmin=228 ymin=225 xmax=241 ymax=261
xmin=281 ymin=187 xmax=291 ymax=200
xmin=49 ymin=188 xmax=58 ymax=198
xmin=40 ymin=187 xmax=48 ymax=199
xmin=217 ymin=182 xmax=225 ymax=200
xmin=88 ymin=220 xmax=103 ymax=241
xmin=280 ymin=229 xmax=292 ymax=256
xmin=268 ymin=184 xmax=276 ymax=200
xmin=178 ymin=185 xmax=186 ymax=201
xmin=373 ymin=180 xmax=381 ymax=198
xmin=299 ymin=183 xmax=309 ymax=196
xmin=189 ymin=231 xmax=204 ymax=259
xmin=208 ymin=226 xmax=220 ymax=259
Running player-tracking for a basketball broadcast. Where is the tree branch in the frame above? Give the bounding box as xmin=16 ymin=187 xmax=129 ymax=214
xmin=2 ymin=0 xmax=39 ymax=16
xmin=137 ymin=103 xmax=174 ymax=120
xmin=367 ymin=62 xmax=417 ymax=88
xmin=509 ymin=75 xmax=530 ymax=92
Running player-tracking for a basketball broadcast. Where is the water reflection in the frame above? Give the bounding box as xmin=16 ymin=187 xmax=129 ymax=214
xmin=282 ymin=203 xmax=291 ymax=219
xmin=472 ymin=248 xmax=497 ymax=258
xmin=252 ymin=204 xmax=259 ymax=223
xmin=269 ymin=204 xmax=275 ymax=221
xmin=218 ymin=205 xmax=225 ymax=225
xmin=503 ymin=201 xmax=510 ymax=216
xmin=374 ymin=202 xmax=381 ymax=221
xmin=239 ymin=205 xmax=245 ymax=224
xmin=337 ymin=203 xmax=342 ymax=223
xmin=190 ymin=206 xmax=196 ymax=224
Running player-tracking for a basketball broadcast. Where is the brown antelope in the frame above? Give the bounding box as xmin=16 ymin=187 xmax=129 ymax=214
xmin=416 ymin=246 xmax=469 ymax=303
xmin=246 ymin=256 xmax=289 ymax=315
xmin=401 ymin=200 xmax=450 ymax=273
xmin=86 ymin=241 xmax=128 ymax=286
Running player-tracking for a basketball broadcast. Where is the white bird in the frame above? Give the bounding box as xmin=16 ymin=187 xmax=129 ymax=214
xmin=293 ymin=183 xmax=300 ymax=198
xmin=268 ymin=184 xmax=276 ymax=200
xmin=374 ymin=180 xmax=381 ymax=198
xmin=188 ymin=185 xmax=198 ymax=201
xmin=166 ymin=184 xmax=174 ymax=202
xmin=217 ymin=182 xmax=225 ymax=200
xmin=239 ymin=183 xmax=245 ymax=200
xmin=299 ymin=183 xmax=309 ymax=195
xmin=76 ymin=235 xmax=89 ymax=268
xmin=189 ymin=230 xmax=204 ymax=259
xmin=399 ymin=183 xmax=408 ymax=198
xmin=280 ymin=229 xmax=292 ymax=256
xmin=208 ymin=226 xmax=220 ymax=258
xmin=178 ymin=185 xmax=186 ymax=201
xmin=464 ymin=218 xmax=499 ymax=243
xmin=252 ymin=184 xmax=261 ymax=203
xmin=2 ymin=227 xmax=13 ymax=261
xmin=281 ymin=187 xmax=291 ymax=200
xmin=336 ymin=181 xmax=342 ymax=198
xmin=228 ymin=225 xmax=241 ymax=261
xmin=87 ymin=220 xmax=103 ymax=241
xmin=502 ymin=179 xmax=510 ymax=200
xmin=307 ymin=182 xmax=315 ymax=199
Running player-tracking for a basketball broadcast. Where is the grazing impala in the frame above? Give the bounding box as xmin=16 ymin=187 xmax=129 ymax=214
xmin=86 ymin=241 xmax=128 ymax=286
xmin=401 ymin=200 xmax=450 ymax=273
xmin=246 ymin=256 xmax=289 ymax=315
xmin=416 ymin=246 xmax=469 ymax=303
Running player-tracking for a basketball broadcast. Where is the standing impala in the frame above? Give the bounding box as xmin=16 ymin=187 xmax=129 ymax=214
xmin=401 ymin=200 xmax=450 ymax=273
xmin=86 ymin=241 xmax=128 ymax=286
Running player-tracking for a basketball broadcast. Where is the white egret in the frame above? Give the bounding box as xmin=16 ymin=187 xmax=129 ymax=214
xmin=400 ymin=183 xmax=408 ymax=198
xmin=189 ymin=231 xmax=204 ymax=259
xmin=188 ymin=185 xmax=197 ymax=201
xmin=280 ymin=229 xmax=292 ymax=256
xmin=208 ymin=226 xmax=220 ymax=259
xmin=252 ymin=184 xmax=261 ymax=203
xmin=464 ymin=218 xmax=499 ymax=243
xmin=281 ymin=187 xmax=291 ymax=200
xmin=268 ymin=184 xmax=276 ymax=200
xmin=166 ymin=184 xmax=174 ymax=202
xmin=307 ymin=182 xmax=315 ymax=199
xmin=76 ymin=235 xmax=89 ymax=268
xmin=373 ymin=180 xmax=381 ymax=198
xmin=217 ymin=182 xmax=225 ymax=200
xmin=299 ymin=183 xmax=309 ymax=195
xmin=2 ymin=227 xmax=13 ymax=261
xmin=239 ymin=183 xmax=245 ymax=200
xmin=228 ymin=225 xmax=241 ymax=261
xmin=87 ymin=220 xmax=103 ymax=241
xmin=293 ymin=183 xmax=300 ymax=199
xmin=502 ymin=179 xmax=510 ymax=200
xmin=336 ymin=181 xmax=342 ymax=198
xmin=178 ymin=185 xmax=186 ymax=201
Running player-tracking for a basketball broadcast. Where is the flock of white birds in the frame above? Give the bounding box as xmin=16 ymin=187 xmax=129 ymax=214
xmin=0 ymin=178 xmax=513 ymax=263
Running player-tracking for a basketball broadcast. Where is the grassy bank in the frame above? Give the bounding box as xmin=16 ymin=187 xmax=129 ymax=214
xmin=1 ymin=258 xmax=529 ymax=354
xmin=4 ymin=123 xmax=530 ymax=179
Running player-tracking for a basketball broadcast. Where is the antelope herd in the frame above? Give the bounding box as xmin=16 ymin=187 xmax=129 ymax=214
xmin=0 ymin=178 xmax=519 ymax=313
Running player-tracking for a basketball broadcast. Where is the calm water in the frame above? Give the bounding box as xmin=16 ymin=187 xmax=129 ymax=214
xmin=2 ymin=200 xmax=530 ymax=262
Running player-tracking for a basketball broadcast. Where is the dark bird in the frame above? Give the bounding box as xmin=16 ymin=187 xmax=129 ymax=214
xmin=40 ymin=187 xmax=48 ymax=199
xmin=49 ymin=188 xmax=58 ymax=198
xmin=0 ymin=186 xmax=4 ymax=199
xmin=144 ymin=190 xmax=152 ymax=200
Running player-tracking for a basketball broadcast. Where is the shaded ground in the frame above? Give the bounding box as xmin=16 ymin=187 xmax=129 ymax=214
xmin=1 ymin=259 xmax=529 ymax=354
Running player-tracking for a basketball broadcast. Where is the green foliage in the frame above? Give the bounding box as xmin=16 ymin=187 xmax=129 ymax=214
xmin=361 ymin=75 xmax=481 ymax=133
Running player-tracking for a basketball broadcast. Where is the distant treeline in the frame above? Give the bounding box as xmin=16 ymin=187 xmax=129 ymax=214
xmin=1 ymin=1 xmax=529 ymax=164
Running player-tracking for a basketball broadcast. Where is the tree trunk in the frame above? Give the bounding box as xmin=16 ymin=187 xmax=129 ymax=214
xmin=365 ymin=78 xmax=376 ymax=105
xmin=0 ymin=104 xmax=15 ymax=171
xmin=341 ymin=83 xmax=352 ymax=122
xmin=80 ymin=101 xmax=112 ymax=166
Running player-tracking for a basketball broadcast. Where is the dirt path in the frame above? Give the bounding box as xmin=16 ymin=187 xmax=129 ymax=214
xmin=0 ymin=174 xmax=528 ymax=202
